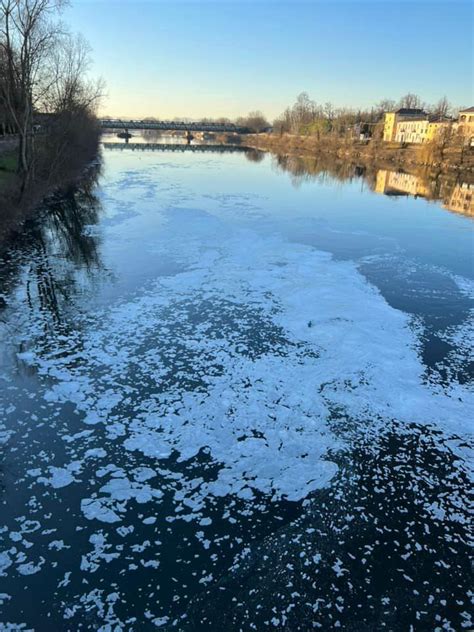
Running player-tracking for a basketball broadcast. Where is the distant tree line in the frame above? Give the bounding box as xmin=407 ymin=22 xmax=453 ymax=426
xmin=171 ymin=111 xmax=271 ymax=134
xmin=0 ymin=0 xmax=103 ymax=196
xmin=184 ymin=94 xmax=458 ymax=140
xmin=272 ymin=92 xmax=458 ymax=138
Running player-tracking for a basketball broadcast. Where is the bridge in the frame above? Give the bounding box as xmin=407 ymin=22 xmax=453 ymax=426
xmin=100 ymin=119 xmax=250 ymax=134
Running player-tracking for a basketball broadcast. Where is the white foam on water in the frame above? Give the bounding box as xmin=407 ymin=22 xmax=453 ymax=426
xmin=38 ymin=465 xmax=79 ymax=489
xmin=16 ymin=559 xmax=45 ymax=576
xmin=17 ymin=206 xmax=471 ymax=522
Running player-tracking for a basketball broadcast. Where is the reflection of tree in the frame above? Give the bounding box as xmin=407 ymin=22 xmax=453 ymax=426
xmin=271 ymin=153 xmax=365 ymax=189
xmin=270 ymin=152 xmax=474 ymax=216
xmin=141 ymin=128 xmax=165 ymax=142
xmin=0 ymin=163 xmax=104 ymax=328
xmin=244 ymin=148 xmax=265 ymax=163
xmin=45 ymin=167 xmax=102 ymax=270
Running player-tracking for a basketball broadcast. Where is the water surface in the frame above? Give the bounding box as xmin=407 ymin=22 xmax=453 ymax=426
xmin=0 ymin=145 xmax=472 ymax=631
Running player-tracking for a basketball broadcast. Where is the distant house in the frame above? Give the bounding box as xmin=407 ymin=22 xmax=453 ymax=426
xmin=383 ymin=107 xmax=472 ymax=145
xmin=455 ymin=107 xmax=474 ymax=145
xmin=395 ymin=115 xmax=454 ymax=144
xmin=458 ymin=106 xmax=474 ymax=125
xmin=394 ymin=117 xmax=429 ymax=144
xmin=383 ymin=108 xmax=427 ymax=142
xmin=426 ymin=118 xmax=453 ymax=141
xmin=352 ymin=122 xmax=372 ymax=140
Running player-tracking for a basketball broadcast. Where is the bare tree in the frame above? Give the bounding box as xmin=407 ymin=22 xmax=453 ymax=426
xmin=0 ymin=0 xmax=104 ymax=196
xmin=43 ymin=32 xmax=103 ymax=115
xmin=323 ymin=102 xmax=335 ymax=121
xmin=294 ymin=92 xmax=315 ymax=128
xmin=375 ymin=99 xmax=397 ymax=116
xmin=0 ymin=0 xmax=68 ymax=183
xmin=430 ymin=96 xmax=452 ymax=119
xmin=37 ymin=31 xmax=103 ymax=183
xmin=398 ymin=93 xmax=424 ymax=110
xmin=236 ymin=110 xmax=269 ymax=133
xmin=0 ymin=45 xmax=14 ymax=133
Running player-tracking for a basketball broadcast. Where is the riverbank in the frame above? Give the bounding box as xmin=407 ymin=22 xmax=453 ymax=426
xmin=0 ymin=126 xmax=101 ymax=248
xmin=244 ymin=133 xmax=474 ymax=175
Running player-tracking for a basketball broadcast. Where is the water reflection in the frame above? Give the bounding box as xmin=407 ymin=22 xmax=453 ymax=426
xmin=0 ymin=163 xmax=104 ymax=327
xmin=375 ymin=169 xmax=431 ymax=198
xmin=375 ymin=169 xmax=474 ymax=216
xmin=443 ymin=182 xmax=473 ymax=216
xmin=102 ymin=142 xmax=251 ymax=154
xmin=243 ymin=148 xmax=265 ymax=163
xmin=271 ymin=153 xmax=474 ymax=217
xmin=271 ymin=153 xmax=368 ymax=189
xmin=103 ymin=128 xmax=244 ymax=146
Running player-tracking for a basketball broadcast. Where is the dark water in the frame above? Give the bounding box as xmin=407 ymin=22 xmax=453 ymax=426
xmin=0 ymin=145 xmax=472 ymax=631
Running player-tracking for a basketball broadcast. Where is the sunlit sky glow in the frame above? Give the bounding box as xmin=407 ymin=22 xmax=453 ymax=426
xmin=65 ymin=0 xmax=473 ymax=120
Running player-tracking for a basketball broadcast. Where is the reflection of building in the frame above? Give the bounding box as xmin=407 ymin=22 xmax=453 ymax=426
xmin=383 ymin=109 xmax=427 ymax=142
xmin=444 ymin=183 xmax=474 ymax=216
xmin=375 ymin=169 xmax=474 ymax=218
xmin=375 ymin=169 xmax=430 ymax=197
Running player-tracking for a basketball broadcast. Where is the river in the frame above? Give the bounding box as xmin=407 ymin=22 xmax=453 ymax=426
xmin=0 ymin=142 xmax=472 ymax=631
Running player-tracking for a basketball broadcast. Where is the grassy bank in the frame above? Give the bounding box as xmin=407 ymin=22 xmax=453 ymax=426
xmin=0 ymin=150 xmax=17 ymax=177
xmin=0 ymin=143 xmax=18 ymax=187
xmin=244 ymin=133 xmax=474 ymax=175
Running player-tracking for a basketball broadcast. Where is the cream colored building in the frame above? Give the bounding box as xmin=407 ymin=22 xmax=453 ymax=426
xmin=383 ymin=107 xmax=474 ymax=145
xmin=455 ymin=107 xmax=474 ymax=145
xmin=394 ymin=118 xmax=429 ymax=143
xmin=426 ymin=120 xmax=452 ymax=141
xmin=383 ymin=108 xmax=427 ymax=142
xmin=395 ymin=118 xmax=453 ymax=144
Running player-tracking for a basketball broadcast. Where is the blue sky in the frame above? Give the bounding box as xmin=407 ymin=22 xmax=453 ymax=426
xmin=65 ymin=0 xmax=473 ymax=120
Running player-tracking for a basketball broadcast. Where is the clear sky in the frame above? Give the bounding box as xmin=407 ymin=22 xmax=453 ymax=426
xmin=65 ymin=0 xmax=473 ymax=120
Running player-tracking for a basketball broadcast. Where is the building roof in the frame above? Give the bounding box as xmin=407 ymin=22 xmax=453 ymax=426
xmin=397 ymin=117 xmax=427 ymax=123
xmin=395 ymin=108 xmax=427 ymax=115
xmin=459 ymin=106 xmax=474 ymax=113
xmin=428 ymin=116 xmax=453 ymax=123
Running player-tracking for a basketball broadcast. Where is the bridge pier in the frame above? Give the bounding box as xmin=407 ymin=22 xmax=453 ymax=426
xmin=117 ymin=127 xmax=132 ymax=142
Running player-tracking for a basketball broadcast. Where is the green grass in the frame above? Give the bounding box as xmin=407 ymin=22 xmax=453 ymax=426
xmin=0 ymin=150 xmax=18 ymax=171
xmin=0 ymin=150 xmax=18 ymax=187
